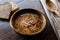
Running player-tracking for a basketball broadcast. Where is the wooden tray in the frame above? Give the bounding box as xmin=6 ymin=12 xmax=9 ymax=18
xmin=40 ymin=0 xmax=60 ymax=40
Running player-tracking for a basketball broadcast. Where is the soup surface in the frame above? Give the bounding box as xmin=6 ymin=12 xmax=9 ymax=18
xmin=14 ymin=13 xmax=44 ymax=35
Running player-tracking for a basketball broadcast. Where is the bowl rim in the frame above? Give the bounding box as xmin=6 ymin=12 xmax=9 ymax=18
xmin=10 ymin=9 xmax=46 ymax=35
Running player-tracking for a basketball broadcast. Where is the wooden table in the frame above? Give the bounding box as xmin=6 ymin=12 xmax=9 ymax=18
xmin=0 ymin=0 xmax=58 ymax=40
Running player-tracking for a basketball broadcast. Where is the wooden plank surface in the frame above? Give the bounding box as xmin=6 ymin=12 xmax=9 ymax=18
xmin=0 ymin=0 xmax=58 ymax=40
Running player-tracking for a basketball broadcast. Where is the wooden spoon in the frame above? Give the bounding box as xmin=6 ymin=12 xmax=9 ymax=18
xmin=46 ymin=0 xmax=60 ymax=17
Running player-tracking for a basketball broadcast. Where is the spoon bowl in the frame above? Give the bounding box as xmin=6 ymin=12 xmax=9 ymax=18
xmin=46 ymin=0 xmax=60 ymax=17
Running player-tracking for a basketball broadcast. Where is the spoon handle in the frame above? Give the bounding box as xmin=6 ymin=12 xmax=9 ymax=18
xmin=55 ymin=10 xmax=60 ymax=17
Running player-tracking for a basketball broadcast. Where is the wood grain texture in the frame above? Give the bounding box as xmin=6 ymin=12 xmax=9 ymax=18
xmin=0 ymin=19 xmax=58 ymax=40
xmin=0 ymin=0 xmax=58 ymax=40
